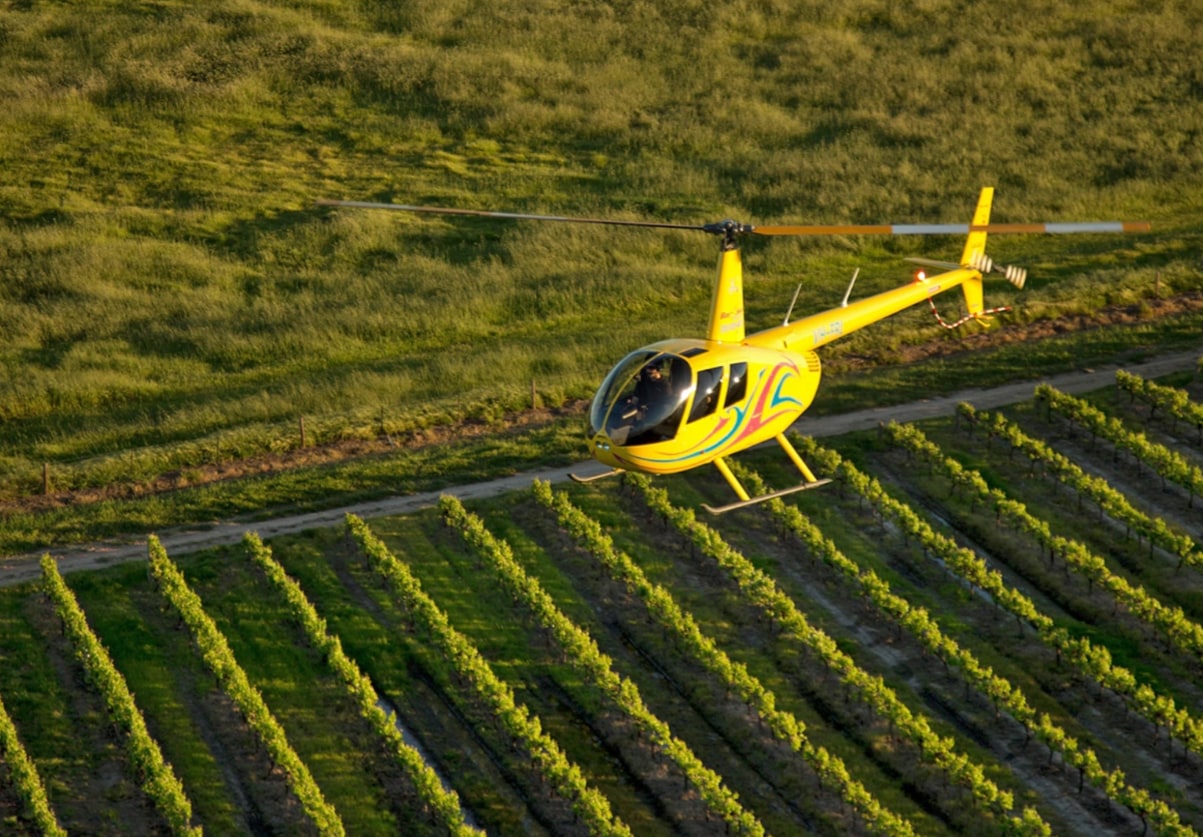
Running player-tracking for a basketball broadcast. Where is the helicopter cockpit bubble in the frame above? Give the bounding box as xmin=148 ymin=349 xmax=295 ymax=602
xmin=589 ymin=350 xmax=693 ymax=446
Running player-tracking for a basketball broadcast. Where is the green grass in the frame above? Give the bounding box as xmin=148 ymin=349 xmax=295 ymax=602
xmin=2 ymin=0 xmax=1202 ymax=531
xmin=0 ymin=416 xmax=585 ymax=553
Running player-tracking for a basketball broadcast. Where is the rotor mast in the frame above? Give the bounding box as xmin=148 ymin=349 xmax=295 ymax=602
xmin=704 ymin=221 xmax=750 ymax=344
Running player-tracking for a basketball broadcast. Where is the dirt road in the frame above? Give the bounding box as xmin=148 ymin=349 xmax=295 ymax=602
xmin=2 ymin=349 xmax=1196 ymax=588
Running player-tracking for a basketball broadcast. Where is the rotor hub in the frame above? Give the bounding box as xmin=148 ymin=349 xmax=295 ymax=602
xmin=702 ymin=219 xmax=754 ymax=249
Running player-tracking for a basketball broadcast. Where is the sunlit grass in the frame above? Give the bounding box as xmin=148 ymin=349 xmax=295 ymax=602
xmin=1 ymin=0 xmax=1200 ymax=521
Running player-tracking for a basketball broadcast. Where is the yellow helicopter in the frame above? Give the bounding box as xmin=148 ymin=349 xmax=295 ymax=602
xmin=319 ymin=188 xmax=1148 ymax=512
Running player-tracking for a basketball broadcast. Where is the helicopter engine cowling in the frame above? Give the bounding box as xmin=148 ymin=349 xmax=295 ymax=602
xmin=587 ymin=338 xmax=821 ymax=475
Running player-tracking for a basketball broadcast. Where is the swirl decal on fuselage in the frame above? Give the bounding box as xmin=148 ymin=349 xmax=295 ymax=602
xmin=614 ymin=359 xmax=805 ymax=470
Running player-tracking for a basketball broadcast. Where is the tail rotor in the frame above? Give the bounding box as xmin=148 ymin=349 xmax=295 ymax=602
xmin=968 ymin=252 xmax=1027 ymax=289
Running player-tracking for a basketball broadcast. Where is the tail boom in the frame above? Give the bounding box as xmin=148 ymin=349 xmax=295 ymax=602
xmin=748 ymin=187 xmax=999 ymax=352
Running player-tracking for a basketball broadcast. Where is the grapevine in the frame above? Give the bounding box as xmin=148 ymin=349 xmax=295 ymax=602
xmin=146 ymin=538 xmax=344 ymax=837
xmin=0 ymin=684 xmax=66 ymax=837
xmin=1037 ymin=384 xmax=1203 ymax=506
xmin=795 ymin=439 xmax=1195 ymax=836
xmin=242 ymin=532 xmax=482 ymax=836
xmin=957 ymin=402 xmax=1199 ymax=570
xmin=534 ymin=480 xmax=918 ymax=836
xmin=346 ymin=513 xmax=633 ymax=837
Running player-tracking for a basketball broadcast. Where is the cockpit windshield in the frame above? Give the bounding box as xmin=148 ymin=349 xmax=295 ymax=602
xmin=588 ymin=351 xmax=693 ymax=446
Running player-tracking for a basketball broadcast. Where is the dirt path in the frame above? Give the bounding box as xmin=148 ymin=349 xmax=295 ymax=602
xmin=3 ymin=349 xmax=1197 ymax=589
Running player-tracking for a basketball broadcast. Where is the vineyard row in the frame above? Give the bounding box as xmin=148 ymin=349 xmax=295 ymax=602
xmin=796 ymin=436 xmax=1194 ymax=836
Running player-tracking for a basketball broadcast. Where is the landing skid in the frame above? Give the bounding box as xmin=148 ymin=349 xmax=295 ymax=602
xmin=569 ymin=467 xmax=622 ymax=484
xmin=703 ymin=478 xmax=831 ymax=515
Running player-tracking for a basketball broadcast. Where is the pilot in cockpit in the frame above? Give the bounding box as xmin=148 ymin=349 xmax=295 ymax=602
xmin=633 ymin=362 xmax=670 ymax=411
xmin=600 ymin=353 xmax=691 ymax=446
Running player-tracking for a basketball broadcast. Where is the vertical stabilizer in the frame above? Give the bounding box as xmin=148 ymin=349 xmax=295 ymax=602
xmin=959 ymin=187 xmax=993 ymax=317
xmin=706 ymin=247 xmax=746 ymax=343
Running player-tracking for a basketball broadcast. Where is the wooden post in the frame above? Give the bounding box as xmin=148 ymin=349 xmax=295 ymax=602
xmin=299 ymin=415 xmax=307 ymax=448
xmin=43 ymin=462 xmax=50 ymax=495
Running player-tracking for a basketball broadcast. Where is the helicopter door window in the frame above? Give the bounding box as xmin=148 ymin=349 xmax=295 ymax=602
xmin=688 ymin=367 xmax=723 ymax=423
xmin=724 ymin=362 xmax=748 ymax=408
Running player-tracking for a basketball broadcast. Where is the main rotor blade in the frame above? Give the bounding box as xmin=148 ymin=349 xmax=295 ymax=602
xmin=752 ymin=221 xmax=1151 ymax=236
xmin=319 ymin=200 xmax=1150 ymax=237
xmin=316 ymin=200 xmax=707 ymax=232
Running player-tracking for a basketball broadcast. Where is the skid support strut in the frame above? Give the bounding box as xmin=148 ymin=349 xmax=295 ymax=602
xmin=703 ymin=435 xmax=830 ymax=514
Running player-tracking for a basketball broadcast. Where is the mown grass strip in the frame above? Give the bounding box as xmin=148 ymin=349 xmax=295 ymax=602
xmin=345 ymin=513 xmax=632 ymax=837
xmin=0 ymin=417 xmax=585 ymax=557
xmin=39 ymin=554 xmax=200 ymax=836
xmin=145 ymin=538 xmax=345 ymax=837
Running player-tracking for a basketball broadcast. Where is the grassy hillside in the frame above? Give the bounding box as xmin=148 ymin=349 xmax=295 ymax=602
xmin=1 ymin=0 xmax=1202 ymax=520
